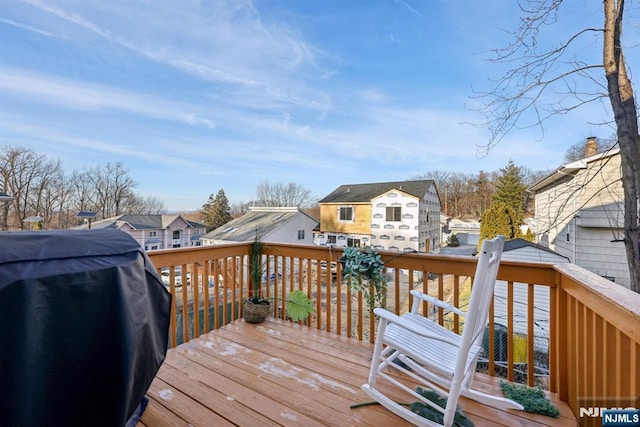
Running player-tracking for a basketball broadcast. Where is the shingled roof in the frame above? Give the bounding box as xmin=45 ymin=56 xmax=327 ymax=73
xmin=319 ymin=180 xmax=435 ymax=203
xmin=83 ymin=214 xmax=205 ymax=230
xmin=201 ymin=207 xmax=319 ymax=243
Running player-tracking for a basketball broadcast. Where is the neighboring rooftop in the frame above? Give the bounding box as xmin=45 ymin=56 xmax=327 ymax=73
xmin=528 ymin=146 xmax=620 ymax=192
xmin=202 ymin=207 xmax=318 ymax=243
xmin=319 ymin=180 xmax=436 ymax=203
xmin=76 ymin=214 xmax=205 ymax=230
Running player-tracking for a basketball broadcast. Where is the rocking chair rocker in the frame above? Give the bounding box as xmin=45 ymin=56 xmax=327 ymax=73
xmin=361 ymin=235 xmax=523 ymax=426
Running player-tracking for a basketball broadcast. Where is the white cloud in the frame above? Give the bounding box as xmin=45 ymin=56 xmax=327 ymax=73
xmin=0 ymin=17 xmax=66 ymax=39
xmin=21 ymin=0 xmax=333 ymax=114
xmin=0 ymin=68 xmax=216 ymax=128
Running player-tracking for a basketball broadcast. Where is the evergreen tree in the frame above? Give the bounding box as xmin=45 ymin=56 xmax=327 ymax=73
xmin=493 ymin=160 xmax=527 ymax=220
xmin=478 ymin=201 xmax=524 ymax=251
xmin=201 ymin=193 xmax=216 ymax=232
xmin=201 ymin=189 xmax=232 ymax=232
xmin=446 ymin=233 xmax=460 ymax=247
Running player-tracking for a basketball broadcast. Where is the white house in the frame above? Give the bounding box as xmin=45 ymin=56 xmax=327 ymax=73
xmin=442 ymin=216 xmax=481 ymax=246
xmin=528 ymin=139 xmax=628 ymax=287
xmin=200 ymin=207 xmax=319 ymax=245
xmin=315 ymin=180 xmax=441 ymax=253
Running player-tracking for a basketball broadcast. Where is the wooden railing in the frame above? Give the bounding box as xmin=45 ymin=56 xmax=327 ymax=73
xmin=148 ymin=242 xmax=640 ymax=424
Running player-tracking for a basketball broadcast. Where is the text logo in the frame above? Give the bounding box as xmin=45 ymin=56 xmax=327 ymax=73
xmin=601 ymin=409 xmax=640 ymax=426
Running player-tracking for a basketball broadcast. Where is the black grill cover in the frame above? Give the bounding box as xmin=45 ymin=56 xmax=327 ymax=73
xmin=0 ymin=229 xmax=172 ymax=427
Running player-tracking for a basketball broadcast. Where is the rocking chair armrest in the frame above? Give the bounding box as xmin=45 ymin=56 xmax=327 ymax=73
xmin=373 ymin=308 xmax=462 ymax=349
xmin=409 ymin=289 xmax=466 ymax=317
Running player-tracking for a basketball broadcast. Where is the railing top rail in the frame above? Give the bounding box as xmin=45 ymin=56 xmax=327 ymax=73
xmin=554 ymin=262 xmax=640 ymax=344
xmin=263 ymin=242 xmax=559 ymax=286
xmin=148 ymin=242 xmax=252 ymax=266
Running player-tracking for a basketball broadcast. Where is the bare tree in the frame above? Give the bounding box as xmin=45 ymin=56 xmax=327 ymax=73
xmin=476 ymin=1 xmax=640 ymax=293
xmin=564 ymin=136 xmax=618 ymax=162
xmin=255 ymin=179 xmax=312 ymax=208
xmin=79 ymin=162 xmax=137 ymax=218
xmin=0 ymin=147 xmax=63 ymax=230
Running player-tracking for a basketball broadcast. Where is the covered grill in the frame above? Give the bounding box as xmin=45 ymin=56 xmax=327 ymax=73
xmin=0 ymin=229 xmax=171 ymax=427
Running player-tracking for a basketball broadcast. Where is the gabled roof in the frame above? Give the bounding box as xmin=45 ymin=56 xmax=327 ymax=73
xmin=202 ymin=207 xmax=318 ymax=243
xmin=503 ymin=238 xmax=570 ymax=261
xmin=528 ymin=147 xmax=620 ymax=192
xmin=79 ymin=214 xmax=206 ymax=230
xmin=319 ymin=180 xmax=436 ymax=203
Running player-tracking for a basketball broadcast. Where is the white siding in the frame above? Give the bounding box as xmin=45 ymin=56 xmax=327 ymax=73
xmin=369 ymin=184 xmax=441 ymax=253
xmin=370 ymin=191 xmax=420 ymax=252
xmin=575 ymin=228 xmax=628 ymax=286
xmin=533 ymin=151 xmax=629 ymax=288
xmin=265 ymin=214 xmax=318 ymax=245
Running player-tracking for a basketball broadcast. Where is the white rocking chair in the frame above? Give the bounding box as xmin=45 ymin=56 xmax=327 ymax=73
xmin=361 ymin=235 xmax=523 ymax=426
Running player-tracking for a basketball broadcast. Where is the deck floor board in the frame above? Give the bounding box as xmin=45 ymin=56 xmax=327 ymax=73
xmin=140 ymin=318 xmax=577 ymax=426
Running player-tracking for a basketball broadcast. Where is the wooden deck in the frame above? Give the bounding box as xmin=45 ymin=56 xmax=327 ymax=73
xmin=138 ymin=318 xmax=578 ymax=426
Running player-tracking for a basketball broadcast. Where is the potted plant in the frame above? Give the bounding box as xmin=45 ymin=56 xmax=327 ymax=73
xmin=243 ymin=236 xmax=315 ymax=323
xmin=339 ymin=246 xmax=387 ymax=311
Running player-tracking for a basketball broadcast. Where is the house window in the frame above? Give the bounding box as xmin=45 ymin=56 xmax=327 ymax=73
xmin=149 ymin=231 xmax=157 ymax=237
xmin=386 ymin=206 xmax=401 ymax=222
xmin=327 ymin=235 xmax=337 ymax=244
xmin=297 ymin=230 xmax=305 ymax=240
xmin=339 ymin=206 xmax=354 ymax=222
xmin=173 ymin=230 xmax=180 ymax=239
xmin=347 ymin=238 xmax=361 ymax=247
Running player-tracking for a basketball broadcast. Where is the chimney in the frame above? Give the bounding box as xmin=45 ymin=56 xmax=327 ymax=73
xmin=585 ymin=137 xmax=598 ymax=157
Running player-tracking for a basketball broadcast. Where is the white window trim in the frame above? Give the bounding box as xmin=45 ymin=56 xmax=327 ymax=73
xmin=338 ymin=205 xmax=355 ymax=223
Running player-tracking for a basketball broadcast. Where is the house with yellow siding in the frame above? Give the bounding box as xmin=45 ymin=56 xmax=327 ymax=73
xmin=314 ymin=180 xmax=441 ymax=253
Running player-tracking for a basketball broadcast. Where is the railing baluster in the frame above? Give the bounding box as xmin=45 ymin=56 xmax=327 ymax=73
xmin=527 ymin=283 xmax=534 ymax=386
xmin=488 ymin=300 xmax=495 ymax=377
xmin=506 ymin=280 xmax=514 ymax=382
xmin=453 ymin=275 xmax=460 ymax=333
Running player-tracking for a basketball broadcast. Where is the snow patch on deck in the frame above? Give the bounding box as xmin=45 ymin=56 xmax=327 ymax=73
xmin=258 ymin=357 xmax=357 ymax=394
xmin=257 ymin=325 xmax=281 ymax=336
xmin=201 ymin=340 xmax=247 ymax=356
xmin=185 ymin=348 xmax=199 ymax=357
xmin=279 ymin=411 xmax=298 ymax=421
xmin=158 ymin=389 xmax=174 ymax=401
xmin=218 ymin=342 xmax=247 ymax=356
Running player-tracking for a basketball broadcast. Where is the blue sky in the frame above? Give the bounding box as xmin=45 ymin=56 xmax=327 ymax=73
xmin=0 ymin=0 xmax=618 ymax=211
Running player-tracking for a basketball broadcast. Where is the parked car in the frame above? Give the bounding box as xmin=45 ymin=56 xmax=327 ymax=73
xmin=160 ymin=267 xmax=189 ymax=287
